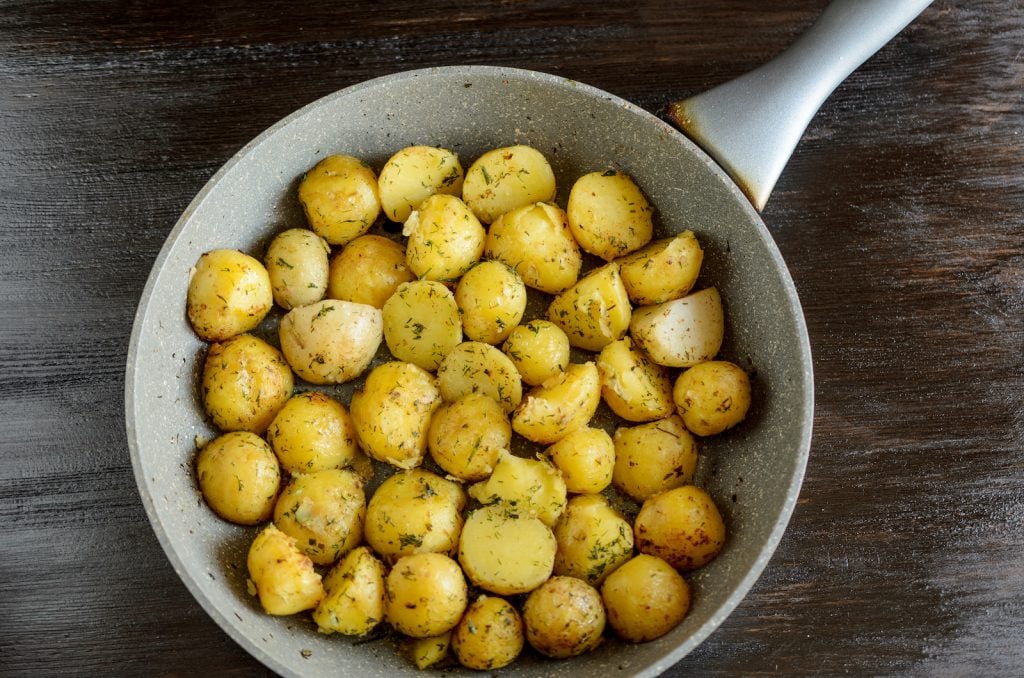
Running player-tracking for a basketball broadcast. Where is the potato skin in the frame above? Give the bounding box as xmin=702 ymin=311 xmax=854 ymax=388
xmin=247 ymin=524 xmax=324 ymax=616
xmin=597 ymin=336 xmax=675 ymax=422
xmin=673 ymin=360 xmax=752 ymax=436
xmin=612 ymin=415 xmax=698 ymax=502
xmin=629 ymin=287 xmax=724 ymax=368
xmin=378 ymin=145 xmax=464 ymax=223
xmin=273 ymin=469 xmax=365 ymax=566
xmin=502 ymin=319 xmax=571 ymax=386
xmin=484 ymin=202 xmax=581 ymax=294
xmin=452 ymin=596 xmax=524 ymax=671
xmin=266 ymin=391 xmax=359 ymax=474
xmin=462 ymin=145 xmax=556 ymax=224
xmin=634 ymin=485 xmax=726 ymax=571
xmin=313 ymin=546 xmax=386 ymax=636
xmin=552 ymin=494 xmax=633 ymax=586
xmin=567 ymin=170 xmax=653 ymax=261
xmin=364 ymin=469 xmax=466 ymax=561
xmin=298 ymin=154 xmax=380 ymax=246
xmin=403 ymin=193 xmax=485 ymax=281
xmin=349 ymin=361 xmax=441 ymax=469
xmin=327 ymin=234 xmax=414 ymax=308
xmin=264 ymin=228 xmax=330 ymax=310
xmin=512 ymin=362 xmax=601 ymax=444
xmin=546 ymin=427 xmax=615 ymax=495
xmin=385 ymin=553 xmax=468 ymax=638
xmin=278 ymin=299 xmax=383 ymax=384
xmin=455 ymin=261 xmax=527 ymax=345
xmin=427 ymin=393 xmax=510 ymax=482
xmin=382 ymin=280 xmax=462 ymax=372
xmin=196 ymin=431 xmax=281 ymax=525
xmin=458 ymin=505 xmax=556 ymax=596
xmin=187 ymin=249 xmax=273 ymax=342
xmin=201 ymin=334 xmax=294 ymax=434
xmin=522 ymin=576 xmax=605 ymax=658
xmin=601 ymin=554 xmax=691 ymax=643
xmin=436 ymin=341 xmax=522 ymax=413
xmin=547 ymin=263 xmax=631 ymax=352
xmin=617 ymin=230 xmax=703 ymax=306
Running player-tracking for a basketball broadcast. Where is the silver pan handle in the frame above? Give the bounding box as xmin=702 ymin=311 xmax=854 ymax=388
xmin=668 ymin=0 xmax=932 ymax=211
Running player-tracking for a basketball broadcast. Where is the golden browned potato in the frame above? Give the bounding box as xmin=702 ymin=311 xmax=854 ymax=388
xmin=612 ymin=415 xmax=699 ymax=502
xmin=405 ymin=632 xmax=452 ymax=670
xmin=247 ymin=524 xmax=324 ymax=616
xmin=451 ymin=596 xmax=524 ymax=671
xmin=273 ymin=469 xmax=365 ymax=566
xmin=364 ymin=469 xmax=466 ymax=561
xmin=385 ymin=553 xmax=468 ymax=638
xmin=468 ymin=451 xmax=567 ymax=527
xmin=382 ymin=280 xmax=462 ymax=372
xmin=634 ymin=485 xmax=726 ymax=571
xmin=187 ymin=249 xmax=273 ymax=342
xmin=454 ymin=261 xmax=527 ymax=345
xmin=201 ymin=334 xmax=294 ymax=434
xmin=522 ymin=576 xmax=605 ymax=658
xmin=597 ymin=336 xmax=675 ymax=422
xmin=350 ymin=361 xmax=440 ymax=469
xmin=502 ymin=319 xmax=571 ymax=386
xmin=547 ymin=262 xmax=631 ymax=352
xmin=462 ymin=145 xmax=556 ymax=224
xmin=673 ymin=360 xmax=752 ymax=436
xmin=545 ymin=427 xmax=614 ymax=495
xmin=298 ymin=154 xmax=380 ymax=245
xmin=552 ymin=494 xmax=633 ymax=586
xmin=427 ymin=393 xmax=510 ymax=482
xmin=378 ymin=145 xmax=464 ymax=223
xmin=601 ymin=554 xmax=690 ymax=642
xmin=327 ymin=234 xmax=414 ymax=308
xmin=313 ymin=546 xmax=386 ymax=636
xmin=629 ymin=287 xmax=724 ymax=368
xmin=436 ymin=341 xmax=522 ymax=414
xmin=511 ymin=362 xmax=600 ymax=444
xmin=196 ymin=431 xmax=281 ymax=525
xmin=567 ymin=170 xmax=653 ymax=261
xmin=266 ymin=391 xmax=359 ymax=474
xmin=264 ymin=228 xmax=330 ymax=310
xmin=484 ymin=202 xmax=581 ymax=294
xmin=458 ymin=505 xmax=556 ymax=596
xmin=403 ymin=194 xmax=486 ymax=281
xmin=278 ymin=299 xmax=383 ymax=384
xmin=617 ymin=230 xmax=703 ymax=306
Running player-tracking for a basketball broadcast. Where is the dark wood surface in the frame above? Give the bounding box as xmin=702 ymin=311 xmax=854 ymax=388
xmin=2 ymin=0 xmax=1021 ymax=675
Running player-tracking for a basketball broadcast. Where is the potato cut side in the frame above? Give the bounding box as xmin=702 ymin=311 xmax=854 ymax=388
xmin=458 ymin=505 xmax=556 ymax=595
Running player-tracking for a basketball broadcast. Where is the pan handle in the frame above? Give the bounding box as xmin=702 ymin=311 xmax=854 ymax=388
xmin=667 ymin=0 xmax=932 ymax=211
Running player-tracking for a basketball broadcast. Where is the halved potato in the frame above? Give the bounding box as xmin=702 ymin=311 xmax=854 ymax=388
xmin=547 ymin=263 xmax=631 ymax=352
xmin=247 ymin=524 xmax=324 ymax=616
xmin=484 ymin=202 xmax=581 ymax=294
xmin=617 ymin=230 xmax=703 ymax=306
xmin=436 ymin=341 xmax=522 ymax=413
xmin=458 ymin=504 xmax=556 ymax=596
xmin=597 ymin=336 xmax=674 ymax=422
xmin=313 ymin=546 xmax=386 ymax=636
xmin=468 ymin=450 xmax=567 ymax=527
xmin=629 ymin=287 xmax=724 ymax=368
xmin=512 ymin=362 xmax=600 ymax=444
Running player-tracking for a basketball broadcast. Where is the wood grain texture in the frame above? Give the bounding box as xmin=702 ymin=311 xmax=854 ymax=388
xmin=1 ymin=0 xmax=1021 ymax=675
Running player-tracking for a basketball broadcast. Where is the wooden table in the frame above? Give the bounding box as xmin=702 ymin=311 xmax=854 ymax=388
xmin=2 ymin=1 xmax=1021 ymax=674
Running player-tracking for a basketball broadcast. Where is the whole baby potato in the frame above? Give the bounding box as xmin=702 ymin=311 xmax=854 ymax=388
xmin=567 ymin=170 xmax=653 ymax=261
xmin=278 ymin=299 xmax=383 ymax=384
xmin=187 ymin=249 xmax=273 ymax=342
xmin=502 ymin=319 xmax=570 ymax=386
xmin=617 ymin=230 xmax=703 ymax=306
xmin=196 ymin=431 xmax=281 ymax=525
xmin=547 ymin=262 xmax=631 ymax=352
xmin=247 ymin=524 xmax=324 ymax=616
xmin=266 ymin=391 xmax=359 ymax=474
xmin=462 ymin=145 xmax=557 ymax=224
xmin=264 ymin=228 xmax=330 ymax=310
xmin=298 ymin=154 xmax=380 ymax=246
xmin=385 ymin=553 xmax=468 ymax=638
xmin=403 ymin=193 xmax=486 ymax=281
xmin=382 ymin=280 xmax=462 ymax=372
xmin=468 ymin=451 xmax=567 ymax=528
xmin=612 ymin=415 xmax=699 ymax=502
xmin=436 ymin=341 xmax=522 ymax=413
xmin=546 ymin=426 xmax=615 ymax=494
xmin=452 ymin=596 xmax=524 ymax=671
xmin=313 ymin=546 xmax=386 ymax=637
xmin=427 ymin=393 xmax=510 ymax=482
xmin=455 ymin=261 xmax=527 ymax=345
xmin=364 ymin=469 xmax=466 ymax=561
xmin=273 ymin=468 xmax=365 ymax=566
xmin=484 ymin=202 xmax=581 ymax=294
xmin=458 ymin=505 xmax=556 ymax=596
xmin=378 ymin=145 xmax=464 ymax=223
xmin=630 ymin=287 xmax=724 ymax=368
xmin=601 ymin=554 xmax=691 ymax=643
xmin=597 ymin=336 xmax=675 ymax=422
xmin=201 ymin=334 xmax=294 ymax=434
xmin=349 ymin=361 xmax=441 ymax=469
xmin=634 ymin=485 xmax=726 ymax=571
xmin=512 ymin=362 xmax=601 ymax=444
xmin=552 ymin=494 xmax=633 ymax=586
xmin=673 ymin=360 xmax=752 ymax=436
xmin=327 ymin=234 xmax=414 ymax=308
xmin=522 ymin=576 xmax=605 ymax=658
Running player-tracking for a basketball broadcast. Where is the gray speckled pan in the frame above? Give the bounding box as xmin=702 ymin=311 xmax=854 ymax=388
xmin=126 ymin=3 xmax=929 ymax=675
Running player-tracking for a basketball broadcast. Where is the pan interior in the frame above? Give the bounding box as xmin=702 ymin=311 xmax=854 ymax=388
xmin=127 ymin=66 xmax=812 ymax=678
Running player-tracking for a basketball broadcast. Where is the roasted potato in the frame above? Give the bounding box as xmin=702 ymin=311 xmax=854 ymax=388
xmin=264 ymin=228 xmax=330 ymax=310
xmin=298 ymin=154 xmax=380 ymax=245
xmin=327 ymin=234 xmax=414 ymax=308
xmin=634 ymin=485 xmax=726 ymax=571
xmin=597 ymin=336 xmax=674 ymax=422
xmin=629 ymin=287 xmax=724 ymax=368
xmin=552 ymin=494 xmax=633 ymax=586
xmin=454 ymin=260 xmax=527 ymax=345
xmin=385 ymin=553 xmax=468 ymax=638
xmin=278 ymin=299 xmax=383 ymax=384
xmin=406 ymin=632 xmax=452 ymax=670
xmin=273 ymin=469 xmax=365 ymax=566
xmin=187 ymin=249 xmax=273 ymax=342
xmin=617 ymin=230 xmax=703 ymax=306
xmin=378 ymin=145 xmax=464 ymax=223
xmin=502 ymin=319 xmax=571 ymax=386
xmin=522 ymin=576 xmax=605 ymax=658
xmin=545 ymin=427 xmax=615 ymax=495
xmin=247 ymin=524 xmax=324 ymax=616
xmin=601 ymin=554 xmax=690 ymax=643
xmin=436 ymin=341 xmax=522 ymax=413
xmin=266 ymin=391 xmax=359 ymax=475
xmin=512 ymin=361 xmax=601 ymax=444
xmin=458 ymin=504 xmax=556 ymax=596
xmin=484 ymin=201 xmax=581 ymax=294
xmin=313 ymin=546 xmax=386 ymax=636
xmin=364 ymin=469 xmax=466 ymax=561
xmin=468 ymin=450 xmax=567 ymax=527
xmin=349 ymin=361 xmax=440 ymax=469
xmin=547 ymin=262 xmax=631 ymax=352
xmin=567 ymin=170 xmax=653 ymax=261
xmin=673 ymin=360 xmax=752 ymax=436
xmin=451 ymin=596 xmax=524 ymax=671
xmin=382 ymin=280 xmax=462 ymax=372
xmin=201 ymin=334 xmax=294 ymax=434
xmin=403 ymin=193 xmax=485 ymax=281
xmin=196 ymin=431 xmax=281 ymax=525
xmin=462 ymin=145 xmax=556 ymax=224
xmin=427 ymin=393 xmax=510 ymax=482
xmin=612 ymin=415 xmax=699 ymax=502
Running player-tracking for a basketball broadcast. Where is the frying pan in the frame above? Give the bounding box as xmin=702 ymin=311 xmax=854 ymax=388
xmin=126 ymin=1 xmax=931 ymax=675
